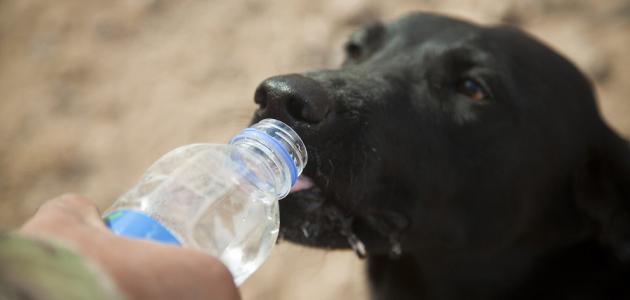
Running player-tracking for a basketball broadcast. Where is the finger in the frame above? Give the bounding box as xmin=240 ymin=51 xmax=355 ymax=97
xmin=50 ymin=193 xmax=106 ymax=230
xmin=22 ymin=194 xmax=107 ymax=234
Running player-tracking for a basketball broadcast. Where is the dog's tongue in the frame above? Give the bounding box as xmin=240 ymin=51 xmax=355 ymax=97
xmin=290 ymin=175 xmax=314 ymax=193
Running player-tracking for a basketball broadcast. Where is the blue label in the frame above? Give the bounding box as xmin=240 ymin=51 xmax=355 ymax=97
xmin=104 ymin=210 xmax=181 ymax=246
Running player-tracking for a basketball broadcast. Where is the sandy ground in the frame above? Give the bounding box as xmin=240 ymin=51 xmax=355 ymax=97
xmin=1 ymin=0 xmax=629 ymax=299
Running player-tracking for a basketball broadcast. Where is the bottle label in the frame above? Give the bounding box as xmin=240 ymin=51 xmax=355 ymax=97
xmin=104 ymin=210 xmax=181 ymax=245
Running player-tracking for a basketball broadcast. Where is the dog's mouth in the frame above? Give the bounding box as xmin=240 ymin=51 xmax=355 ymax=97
xmin=251 ymin=118 xmax=408 ymax=258
xmin=289 ymin=175 xmax=315 ymax=193
xmin=279 ymin=173 xmax=370 ymax=258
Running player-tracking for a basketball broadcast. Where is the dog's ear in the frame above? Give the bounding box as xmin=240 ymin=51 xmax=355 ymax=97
xmin=574 ymin=128 xmax=630 ymax=262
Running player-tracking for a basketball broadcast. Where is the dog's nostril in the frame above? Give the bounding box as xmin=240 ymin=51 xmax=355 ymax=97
xmin=254 ymin=85 xmax=268 ymax=109
xmin=287 ymin=96 xmax=307 ymax=123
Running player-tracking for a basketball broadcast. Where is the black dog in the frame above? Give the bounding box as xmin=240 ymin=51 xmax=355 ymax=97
xmin=251 ymin=13 xmax=630 ymax=300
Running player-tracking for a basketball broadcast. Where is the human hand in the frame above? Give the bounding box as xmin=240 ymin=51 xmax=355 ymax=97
xmin=20 ymin=194 xmax=241 ymax=300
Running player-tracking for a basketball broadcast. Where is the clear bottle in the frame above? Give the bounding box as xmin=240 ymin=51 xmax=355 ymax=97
xmin=103 ymin=119 xmax=307 ymax=285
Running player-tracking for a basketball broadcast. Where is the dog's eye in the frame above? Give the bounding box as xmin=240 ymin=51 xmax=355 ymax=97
xmin=456 ymin=78 xmax=488 ymax=102
xmin=344 ymin=42 xmax=362 ymax=60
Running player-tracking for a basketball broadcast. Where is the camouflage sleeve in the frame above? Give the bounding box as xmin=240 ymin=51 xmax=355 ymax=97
xmin=0 ymin=232 xmax=125 ymax=300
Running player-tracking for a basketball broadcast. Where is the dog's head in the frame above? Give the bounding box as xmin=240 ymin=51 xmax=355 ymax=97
xmin=251 ymin=13 xmax=630 ymax=263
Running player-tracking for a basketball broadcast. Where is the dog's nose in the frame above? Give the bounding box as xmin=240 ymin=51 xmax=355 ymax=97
xmin=254 ymin=74 xmax=331 ymax=124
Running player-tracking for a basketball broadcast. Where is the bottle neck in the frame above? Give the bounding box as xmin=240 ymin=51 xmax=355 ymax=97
xmin=231 ymin=137 xmax=292 ymax=198
xmin=229 ymin=119 xmax=307 ymax=199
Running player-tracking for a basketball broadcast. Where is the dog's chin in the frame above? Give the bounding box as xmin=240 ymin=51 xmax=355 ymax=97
xmin=280 ymin=175 xmax=409 ymax=259
xmin=279 ymin=175 xmax=355 ymax=250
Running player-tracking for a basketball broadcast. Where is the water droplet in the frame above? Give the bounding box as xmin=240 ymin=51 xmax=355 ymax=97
xmin=347 ymin=233 xmax=367 ymax=259
xmin=389 ymin=235 xmax=402 ymax=258
xmin=336 ymin=215 xmax=367 ymax=259
xmin=301 ymin=221 xmax=311 ymax=238
xmin=276 ymin=231 xmax=284 ymax=244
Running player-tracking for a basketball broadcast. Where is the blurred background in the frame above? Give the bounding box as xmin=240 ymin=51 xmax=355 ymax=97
xmin=1 ymin=0 xmax=629 ymax=298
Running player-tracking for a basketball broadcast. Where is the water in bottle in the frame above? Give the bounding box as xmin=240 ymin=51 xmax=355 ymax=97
xmin=103 ymin=119 xmax=307 ymax=285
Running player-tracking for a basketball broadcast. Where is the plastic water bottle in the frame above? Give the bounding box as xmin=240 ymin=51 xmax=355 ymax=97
xmin=103 ymin=119 xmax=307 ymax=285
